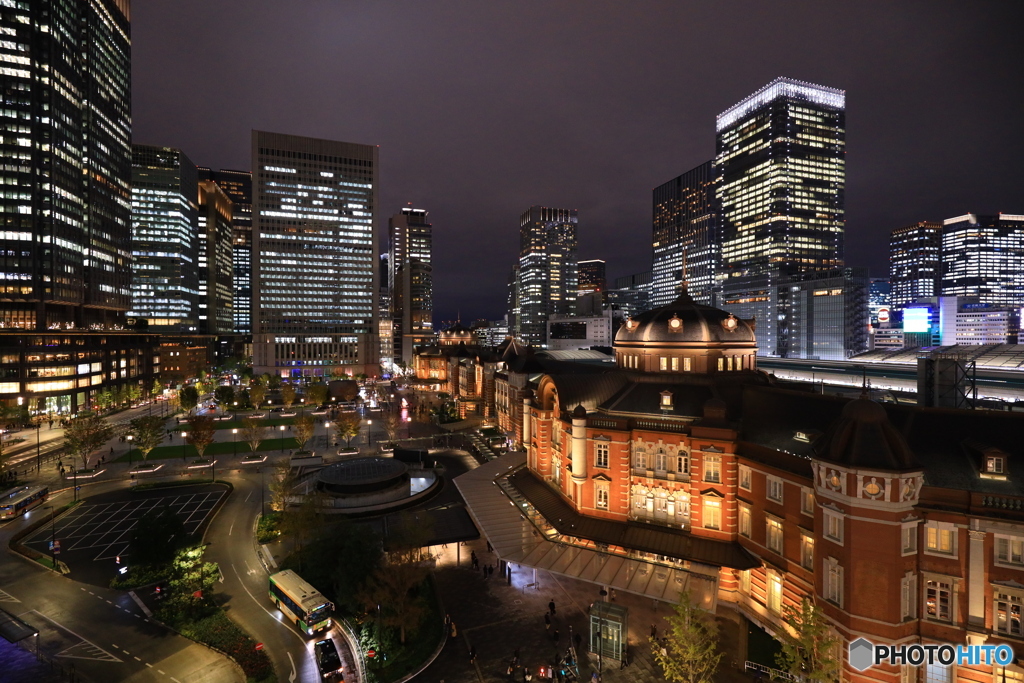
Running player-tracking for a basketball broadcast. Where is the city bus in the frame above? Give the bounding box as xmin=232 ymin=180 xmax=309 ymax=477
xmin=0 ymin=485 xmax=49 ymax=520
xmin=268 ymin=570 xmax=333 ymax=635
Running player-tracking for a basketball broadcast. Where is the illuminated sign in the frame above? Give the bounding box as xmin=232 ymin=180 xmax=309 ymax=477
xmin=903 ymin=308 xmax=931 ymax=333
xmin=878 ymin=308 xmax=890 ymax=323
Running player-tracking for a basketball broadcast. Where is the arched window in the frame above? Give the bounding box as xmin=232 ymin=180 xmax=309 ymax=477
xmin=676 ymin=450 xmax=689 ymax=475
xmin=633 ymin=442 xmax=647 ymax=470
xmin=655 ymin=448 xmax=667 ymax=472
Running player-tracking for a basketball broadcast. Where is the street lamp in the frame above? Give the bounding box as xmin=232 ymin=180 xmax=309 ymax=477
xmin=279 ymin=424 xmax=286 ymax=455
xmin=126 ymin=434 xmax=133 ymax=471
xmin=366 ymin=419 xmax=373 ymax=447
xmin=232 ymin=428 xmax=238 ymax=458
xmin=181 ymin=431 xmax=188 ymax=462
xmin=44 ymin=505 xmax=55 ymax=571
xmin=35 ymin=420 xmax=41 ymax=473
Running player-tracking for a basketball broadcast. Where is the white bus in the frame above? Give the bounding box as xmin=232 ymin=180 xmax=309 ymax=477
xmin=0 ymin=485 xmax=49 ymax=520
xmin=268 ymin=570 xmax=333 ymax=635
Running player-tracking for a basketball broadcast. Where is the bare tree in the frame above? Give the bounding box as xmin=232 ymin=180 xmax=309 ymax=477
xmin=384 ymin=409 xmax=401 ymax=443
xmin=185 ymin=415 xmax=216 ymax=460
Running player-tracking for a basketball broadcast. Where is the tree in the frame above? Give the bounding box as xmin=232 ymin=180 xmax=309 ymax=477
xmin=268 ymin=459 xmax=294 ymax=512
xmin=293 ymin=415 xmax=316 ymax=452
xmin=267 ymin=374 xmax=282 ymax=391
xmin=359 ymin=511 xmax=432 ymax=645
xmin=179 ymin=386 xmax=199 ymax=415
xmin=113 ymin=385 xmax=127 ymax=407
xmin=280 ymin=385 xmax=296 ymax=410
xmin=165 ymin=545 xmax=218 ymax=618
xmin=383 ymin=409 xmax=401 ymax=443
xmin=214 ymin=385 xmax=235 ymax=407
xmin=283 ymin=489 xmax=326 ymax=571
xmin=242 ymin=417 xmax=268 ymax=456
xmin=305 ymin=383 xmax=328 ymax=408
xmin=185 ymin=415 xmax=216 ymax=460
xmin=337 ymin=380 xmax=359 ymax=403
xmin=96 ymin=388 xmax=113 ymax=411
xmin=249 ymin=384 xmax=266 ymax=411
xmin=129 ymin=415 xmax=165 ymax=464
xmin=64 ymin=411 xmax=113 ymax=470
xmin=650 ymin=589 xmax=723 ymax=683
xmin=150 ymin=379 xmax=163 ymax=400
xmin=194 ymin=377 xmax=212 ymax=398
xmin=776 ymin=598 xmax=841 ymax=683
xmin=127 ymin=384 xmax=142 ymax=406
xmin=334 ymin=413 xmax=362 ymax=448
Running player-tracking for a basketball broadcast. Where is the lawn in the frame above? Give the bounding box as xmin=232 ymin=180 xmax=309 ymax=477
xmin=114 ymin=437 xmax=300 ymax=463
xmin=170 ymin=416 xmax=304 ymax=431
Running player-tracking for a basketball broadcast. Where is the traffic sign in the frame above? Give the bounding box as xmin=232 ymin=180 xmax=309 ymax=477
xmin=367 ymin=648 xmax=376 ymax=659
xmin=255 ymin=643 xmax=264 ymax=651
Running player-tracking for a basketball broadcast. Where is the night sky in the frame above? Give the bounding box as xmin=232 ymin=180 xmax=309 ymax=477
xmin=132 ymin=1 xmax=1024 ymax=324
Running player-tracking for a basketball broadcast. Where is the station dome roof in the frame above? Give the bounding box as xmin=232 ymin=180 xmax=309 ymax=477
xmin=614 ymin=292 xmax=756 ymax=346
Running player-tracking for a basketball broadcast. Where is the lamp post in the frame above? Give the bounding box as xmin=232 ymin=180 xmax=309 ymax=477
xmin=45 ymin=505 xmax=55 ymax=570
xmin=260 ymin=465 xmax=266 ymax=518
xmin=181 ymin=431 xmax=188 ymax=462
xmin=597 ymin=587 xmax=608 ymax=676
xmin=279 ymin=424 xmax=286 ymax=456
xmin=126 ymin=434 xmax=134 ymax=472
xmin=366 ymin=419 xmax=373 ymax=448
xmin=35 ymin=420 xmax=41 ymax=473
xmin=232 ymin=428 xmax=238 ymax=458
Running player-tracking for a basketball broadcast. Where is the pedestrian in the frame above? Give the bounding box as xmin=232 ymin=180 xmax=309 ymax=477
xmin=523 ymin=668 xmax=533 ymax=682
xmin=444 ymin=613 xmax=450 ymax=626
xmin=544 ymin=612 xmax=551 ymax=629
xmin=110 ymin=446 xmax=114 ymax=455
xmin=591 ymin=672 xmax=599 ymax=683
xmin=488 ymin=564 xmax=494 ymax=577
xmin=450 ymin=621 xmax=458 ymax=638
xmin=469 ymin=644 xmax=477 ymax=663
xmin=548 ymin=599 xmax=556 ymax=616
xmin=650 ymin=623 xmax=657 ymax=640
xmin=57 ymin=459 xmax=62 ymax=469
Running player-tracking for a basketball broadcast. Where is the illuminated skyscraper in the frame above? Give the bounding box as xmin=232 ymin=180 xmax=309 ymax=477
xmin=941 ymin=213 xmax=1024 ymax=307
xmin=197 ymin=180 xmax=234 ymax=335
xmin=251 ymin=131 xmax=379 ymax=378
xmin=889 ymin=221 xmax=942 ymax=309
xmin=389 ymin=208 xmax=433 ymax=364
xmin=717 ymin=77 xmax=846 ymax=356
xmin=652 ymin=160 xmax=719 ymax=307
xmin=0 ymin=0 xmax=133 ymax=330
xmin=129 ymin=145 xmax=200 ymax=332
xmin=199 ymin=169 xmax=253 ymax=335
xmin=577 ymin=260 xmax=607 ymax=297
xmin=515 ymin=207 xmax=578 ymax=347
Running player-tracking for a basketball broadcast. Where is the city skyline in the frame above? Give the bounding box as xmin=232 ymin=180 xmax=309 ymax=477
xmin=131 ymin=2 xmax=1024 ymax=322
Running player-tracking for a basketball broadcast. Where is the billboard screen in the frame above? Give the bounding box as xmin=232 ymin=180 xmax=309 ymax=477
xmin=903 ymin=307 xmax=931 ymax=333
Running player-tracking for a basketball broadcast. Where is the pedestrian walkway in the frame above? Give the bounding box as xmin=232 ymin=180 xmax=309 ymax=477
xmin=420 ymin=536 xmax=759 ymax=683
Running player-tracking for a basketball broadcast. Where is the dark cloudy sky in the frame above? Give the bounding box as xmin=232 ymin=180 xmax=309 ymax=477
xmin=132 ymin=1 xmax=1024 ymax=323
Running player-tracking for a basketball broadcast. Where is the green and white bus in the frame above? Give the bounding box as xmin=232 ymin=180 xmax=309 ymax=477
xmin=268 ymin=570 xmax=333 ymax=635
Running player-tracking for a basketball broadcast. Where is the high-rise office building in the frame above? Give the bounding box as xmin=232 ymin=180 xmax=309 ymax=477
xmin=868 ymin=277 xmax=891 ymax=325
xmin=0 ymin=0 xmax=133 ymax=331
xmin=889 ymin=221 xmax=942 ymax=309
xmin=941 ymin=213 xmax=1024 ymax=307
xmin=197 ymin=180 xmax=234 ymax=335
xmin=652 ymin=161 xmax=719 ymax=306
xmin=605 ymin=271 xmax=653 ymax=319
xmin=198 ymin=169 xmax=253 ymax=335
xmin=0 ymin=1 xmax=158 ymax=415
xmin=778 ymin=267 xmax=869 ymax=360
xmin=577 ymin=260 xmax=607 ymax=297
xmin=389 ymin=208 xmax=433 ymax=364
xmin=515 ymin=207 xmax=578 ymax=347
xmin=129 ymin=145 xmax=200 ymax=332
xmin=251 ymin=131 xmax=379 ymax=378
xmin=717 ymin=78 xmax=846 ymax=356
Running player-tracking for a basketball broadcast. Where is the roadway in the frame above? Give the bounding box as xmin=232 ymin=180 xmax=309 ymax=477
xmin=758 ymin=357 xmax=1024 ymax=403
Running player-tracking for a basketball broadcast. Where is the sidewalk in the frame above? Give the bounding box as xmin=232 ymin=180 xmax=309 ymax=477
xmin=419 ymin=535 xmax=759 ymax=683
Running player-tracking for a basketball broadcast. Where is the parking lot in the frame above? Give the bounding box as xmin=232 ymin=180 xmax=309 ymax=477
xmin=24 ymin=484 xmax=226 ymax=586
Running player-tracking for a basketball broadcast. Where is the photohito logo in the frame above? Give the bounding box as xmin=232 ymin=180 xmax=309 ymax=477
xmin=848 ymin=638 xmax=1015 ymax=672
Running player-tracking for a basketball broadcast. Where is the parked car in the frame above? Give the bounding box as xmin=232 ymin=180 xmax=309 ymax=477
xmin=314 ymin=638 xmax=343 ymax=679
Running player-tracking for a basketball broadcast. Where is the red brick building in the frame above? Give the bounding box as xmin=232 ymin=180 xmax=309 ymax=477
xmin=476 ymin=293 xmax=1024 ymax=683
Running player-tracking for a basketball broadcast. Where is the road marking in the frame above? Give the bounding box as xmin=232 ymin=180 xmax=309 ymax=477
xmin=146 ymin=663 xmax=153 ymax=668
xmin=158 ymin=670 xmax=165 ymax=674
xmin=111 ymin=644 xmax=119 ymax=648
xmin=228 ymin=522 xmax=234 ymax=536
xmin=134 ymin=656 xmax=142 ymax=661
xmin=244 ymin=490 xmax=253 ymax=502
xmin=0 ymin=588 xmax=20 ymax=602
xmin=171 ymin=678 xmax=182 ymax=683
xmin=218 ymin=567 xmax=225 ymax=583
xmin=288 ymin=652 xmax=296 ymax=683
xmin=20 ymin=611 xmax=121 ymax=663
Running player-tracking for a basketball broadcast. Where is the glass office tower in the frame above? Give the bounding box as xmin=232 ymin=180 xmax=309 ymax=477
xmin=129 ymin=146 xmax=200 ymax=332
xmin=515 ymin=207 xmax=578 ymax=347
xmin=941 ymin=213 xmax=1024 ymax=307
xmin=889 ymin=221 xmax=942 ymax=309
xmin=389 ymin=208 xmax=433 ymax=365
xmin=716 ymin=77 xmax=846 ymax=356
xmin=251 ymin=131 xmax=379 ymax=378
xmin=652 ymin=160 xmax=719 ymax=307
xmin=197 ymin=180 xmax=235 ymax=335
xmin=198 ymin=169 xmax=253 ymax=335
xmin=0 ymin=0 xmax=132 ymax=330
